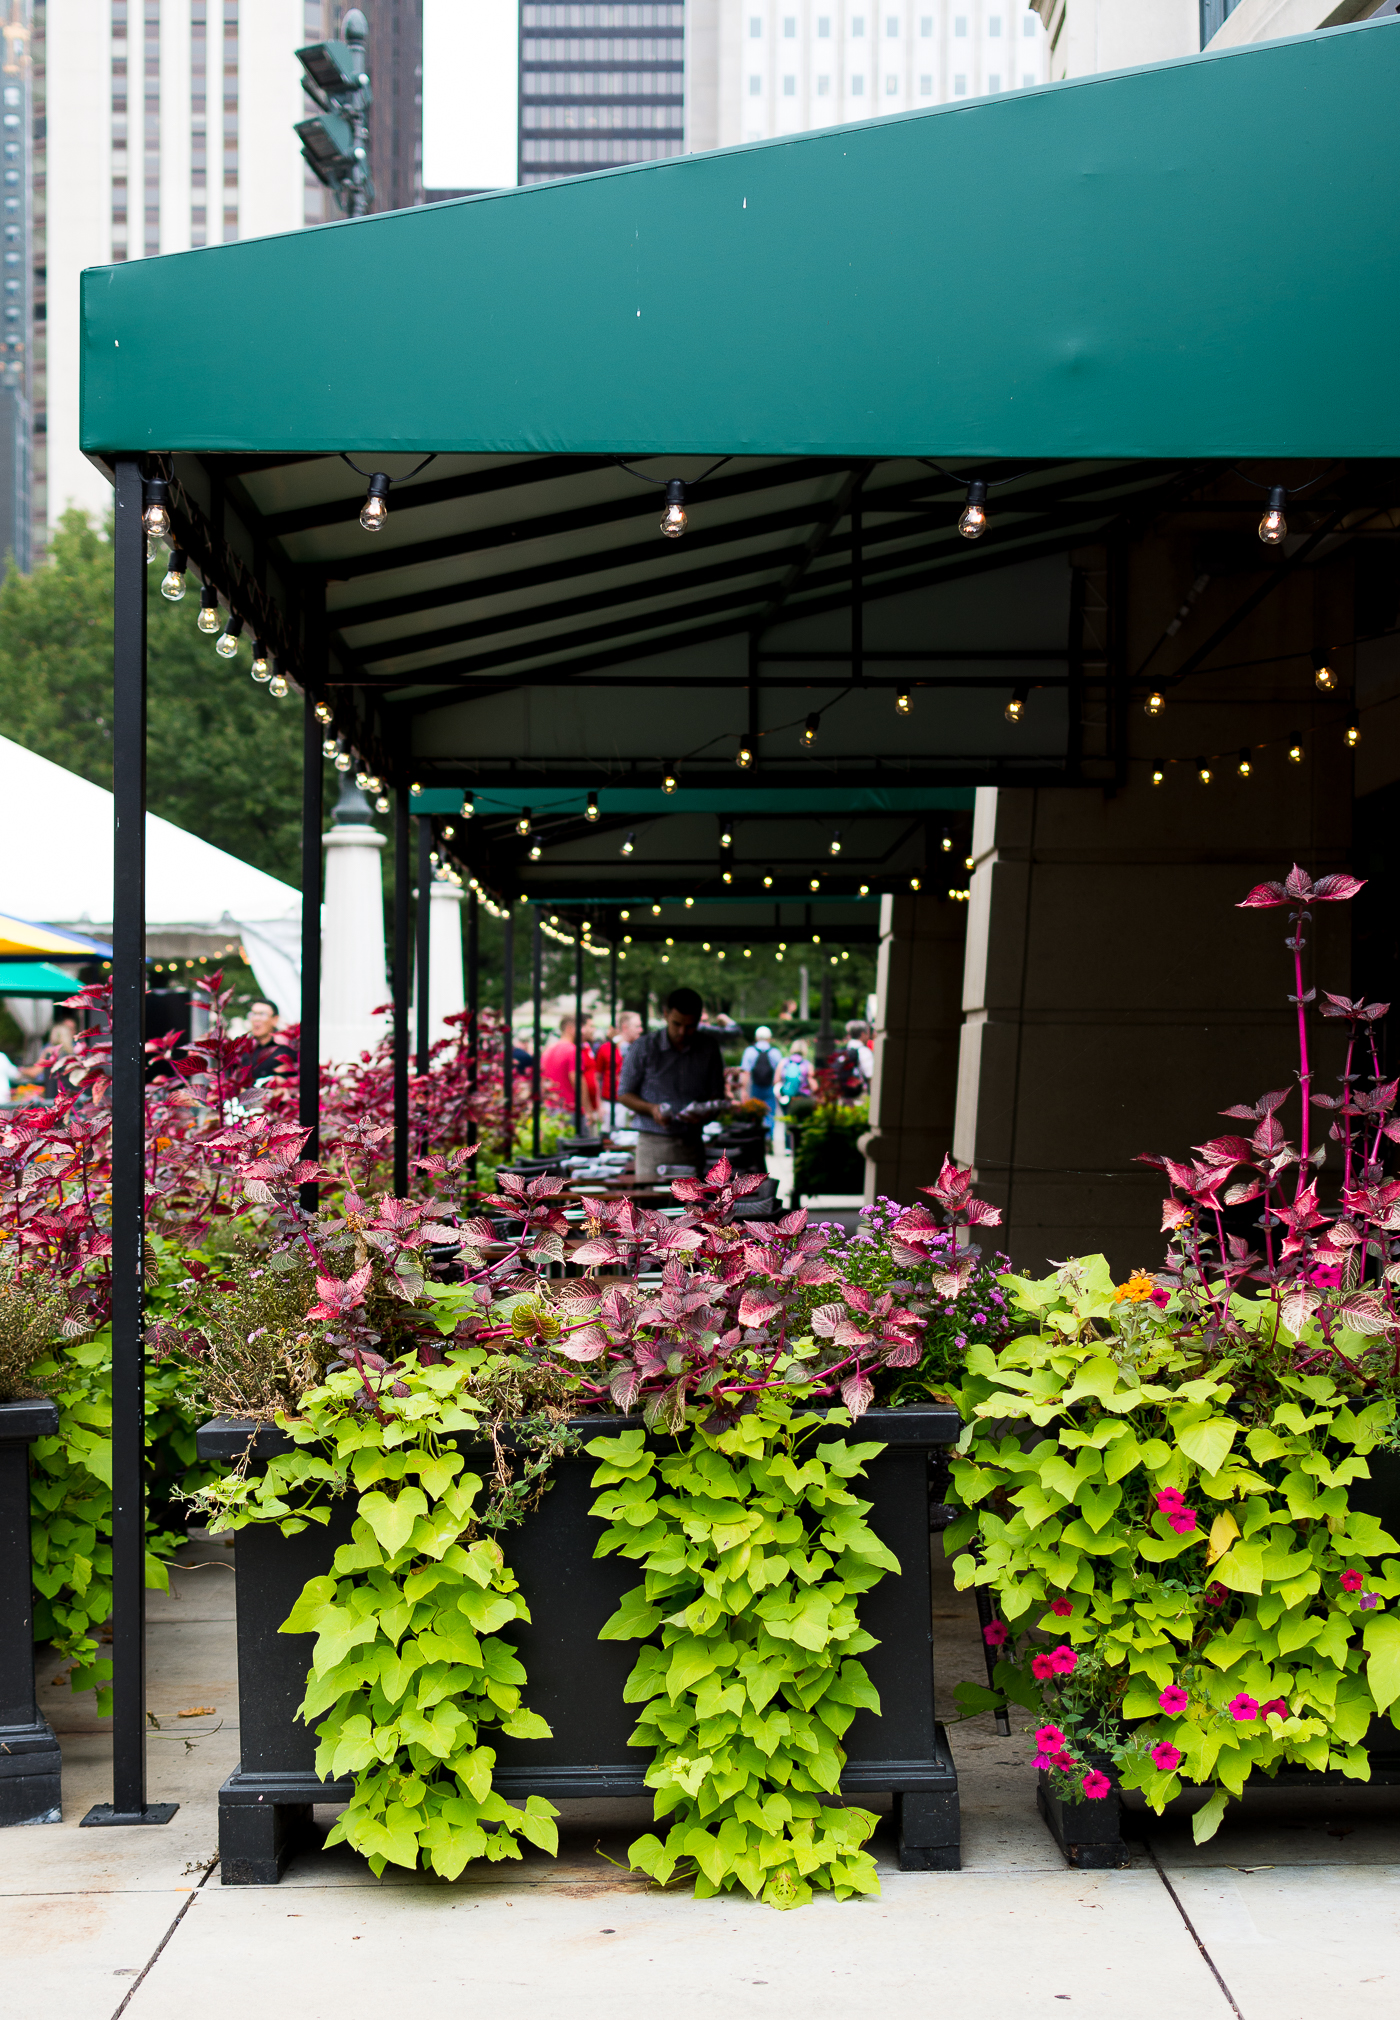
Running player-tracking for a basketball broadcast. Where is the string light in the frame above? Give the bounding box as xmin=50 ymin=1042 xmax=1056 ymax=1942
xmin=809 ymin=875 xmax=820 ymax=893
xmin=142 ymin=477 xmax=171 ymax=539
xmin=1313 ymin=652 xmax=1337 ymax=693
xmin=958 ymin=479 xmax=988 ymax=540
xmin=160 ymin=548 xmax=187 ymax=601
xmin=684 ymin=895 xmax=694 ymax=908
xmin=585 ymin=790 xmax=599 ymax=822
xmin=359 ymin=473 xmax=392 ymax=532
xmin=763 ymin=868 xmax=773 ymax=889
xmin=314 ymin=701 xmax=333 ymax=725
xmin=1151 ymin=768 xmax=1164 ymax=786
xmin=215 ymin=613 xmax=243 ymax=659
xmin=1197 ymin=759 xmax=1213 ymax=784
xmin=334 ymin=746 xmax=352 ymax=772
xmin=1258 ymin=485 xmax=1287 ymax=545
xmin=859 ymin=883 xmax=869 ymax=896
xmin=529 ymin=842 xmax=542 ymax=860
xmin=941 ymin=829 xmax=953 ymax=853
xmin=1005 ymin=685 xmax=1028 ymax=725
xmin=895 ymin=688 xmax=911 ymax=715
xmin=1288 ymin=743 xmax=1304 ymax=764
xmin=801 ymin=713 xmax=819 ymax=746
xmin=662 ymin=767 xmax=679 ymax=793
xmin=268 ymin=673 xmax=288 ymax=699
xmin=829 ymin=830 xmax=842 ymax=856
xmin=355 ymin=770 xmax=371 ymax=790
xmin=1145 ymin=690 xmax=1164 ymax=716
xmin=909 ymin=876 xmax=921 ymax=892
xmin=660 ymin=479 xmax=687 ymax=539
xmin=1237 ymin=749 xmax=1252 ymax=778
xmin=442 ymin=821 xmax=455 ymax=839
xmin=196 ymin=582 xmax=221 ymax=634
xmin=702 ymin=941 xmax=711 ymax=953
xmin=621 ymin=831 xmax=635 ymax=856
xmin=651 ymin=904 xmax=662 ymax=916
xmin=516 ymin=809 xmax=532 ymax=835
xmin=736 ymin=738 xmax=754 ymax=769
xmin=461 ymin=790 xmax=475 ymax=819
xmin=366 ymin=774 xmax=382 ymax=794
xmin=322 ymin=735 xmax=339 ymax=759
xmin=410 ymin=782 xmax=422 ymax=796
xmin=375 ymin=794 xmax=389 ymax=814
xmin=720 ymin=823 xmax=733 ymax=847
xmin=1345 ymin=714 xmax=1361 ymax=749
xmin=812 ymin=933 xmax=822 ymax=944
xmin=251 ymin=640 xmax=271 ymax=681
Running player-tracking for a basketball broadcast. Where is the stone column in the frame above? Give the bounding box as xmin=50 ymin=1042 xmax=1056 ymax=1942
xmin=862 ymin=892 xmax=968 ymax=1208
xmin=413 ymin=872 xmax=466 ymax=1045
xmin=319 ymin=778 xmax=387 ymax=1064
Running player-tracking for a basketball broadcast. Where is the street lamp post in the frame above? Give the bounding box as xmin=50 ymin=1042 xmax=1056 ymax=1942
xmin=294 ymin=8 xmax=373 ymax=217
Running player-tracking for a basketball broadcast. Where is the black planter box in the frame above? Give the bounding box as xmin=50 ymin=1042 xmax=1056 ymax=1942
xmin=1 ymin=1397 xmax=62 ymax=1826
xmin=1037 ymin=1768 xmax=1131 ymax=1869
xmin=196 ymin=1407 xmax=962 ymax=1885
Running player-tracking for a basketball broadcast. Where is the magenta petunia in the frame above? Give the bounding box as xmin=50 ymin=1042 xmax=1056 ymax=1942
xmin=1049 ymin=1597 xmax=1074 ymax=1618
xmin=1047 ymin=1644 xmax=1078 ymax=1675
xmin=1203 ymin=1583 xmax=1227 ymax=1607
xmin=1033 ymin=1753 xmax=1054 ymax=1771
xmin=1341 ymin=1568 xmax=1364 ymax=1593
xmin=1360 ymin=1593 xmax=1379 ymax=1610
xmin=1155 ymin=1488 xmax=1187 ymax=1515
xmin=1260 ymin=1698 xmax=1288 ymax=1719
xmin=1228 ymin=1693 xmax=1260 ymax=1721
xmin=1035 ymin=1725 xmax=1067 ymax=1752
xmin=1168 ymin=1510 xmax=1199 ymax=1535
xmin=1051 ymin=1748 xmax=1078 ymax=1772
xmin=1158 ymin=1685 xmax=1189 ymax=1715
xmin=1081 ymin=1770 xmax=1111 ymax=1800
xmin=1150 ymin=1741 xmax=1183 ymax=1772
xmin=1031 ymin=1652 xmax=1055 ymax=1680
xmin=983 ymin=1620 xmax=1009 ymax=1647
xmin=1150 ymin=1287 xmax=1171 ymax=1309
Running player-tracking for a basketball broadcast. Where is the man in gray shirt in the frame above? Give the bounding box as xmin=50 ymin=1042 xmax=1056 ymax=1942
xmin=617 ymin=986 xmax=728 ymax=1180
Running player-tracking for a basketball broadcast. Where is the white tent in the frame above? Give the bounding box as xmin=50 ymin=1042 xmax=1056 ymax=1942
xmin=0 ymin=734 xmax=302 ymax=1016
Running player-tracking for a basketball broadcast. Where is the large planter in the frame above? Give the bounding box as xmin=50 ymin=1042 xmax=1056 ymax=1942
xmin=1 ymin=1398 xmax=62 ymax=1826
xmin=196 ymin=1407 xmax=962 ymax=1885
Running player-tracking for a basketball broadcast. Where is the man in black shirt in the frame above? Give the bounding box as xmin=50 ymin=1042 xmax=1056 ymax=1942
xmin=617 ymin=987 xmax=728 ymax=1180
xmin=245 ymin=998 xmax=295 ymax=1085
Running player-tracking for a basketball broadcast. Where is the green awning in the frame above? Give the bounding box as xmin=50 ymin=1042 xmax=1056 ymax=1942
xmin=0 ymin=961 xmax=88 ymax=997
xmin=82 ymin=26 xmax=1400 ymax=462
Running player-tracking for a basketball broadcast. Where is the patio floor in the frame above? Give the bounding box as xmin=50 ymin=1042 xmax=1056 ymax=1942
xmin=5 ymin=1534 xmax=1397 ymax=2020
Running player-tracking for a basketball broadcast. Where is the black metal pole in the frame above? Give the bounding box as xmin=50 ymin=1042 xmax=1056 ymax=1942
xmin=82 ymin=459 xmax=174 ymax=1827
xmin=392 ymin=788 xmax=410 ymax=1196
xmin=298 ymin=679 xmax=323 ymax=1215
xmin=531 ymin=909 xmax=542 ymax=1156
xmin=415 ymin=816 xmax=432 ymax=1080
xmin=502 ymin=906 xmax=514 ymax=1161
xmin=852 ymin=494 xmax=863 ymax=687
xmin=467 ymin=889 xmax=479 ymax=1180
xmin=573 ymin=917 xmax=583 ymax=1135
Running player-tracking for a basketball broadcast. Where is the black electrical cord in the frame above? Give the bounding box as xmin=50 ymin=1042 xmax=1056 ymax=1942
xmin=339 ymin=451 xmax=438 ymax=483
xmin=615 ymin=455 xmax=733 ymax=489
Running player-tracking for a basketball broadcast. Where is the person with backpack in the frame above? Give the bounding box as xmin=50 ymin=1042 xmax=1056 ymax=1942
xmin=833 ymin=1019 xmax=873 ymax=1105
xmin=740 ymin=1024 xmax=785 ymax=1142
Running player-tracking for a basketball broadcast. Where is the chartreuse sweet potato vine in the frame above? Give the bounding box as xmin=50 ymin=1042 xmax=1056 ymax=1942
xmin=193 ymin=1350 xmax=559 ymax=1880
xmin=946 ymin=1257 xmax=1400 ymax=1843
xmin=588 ymin=1396 xmax=898 ymax=1908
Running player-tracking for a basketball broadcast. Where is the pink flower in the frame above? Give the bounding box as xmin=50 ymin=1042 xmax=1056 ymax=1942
xmin=1227 ymin=1693 xmax=1260 ymax=1722
xmin=1203 ymin=1583 xmax=1227 ymax=1608
xmin=983 ymin=1620 xmax=1009 ymax=1647
xmin=1150 ymin=1287 xmax=1171 ymax=1309
xmin=1360 ymin=1593 xmax=1379 ymax=1610
xmin=1035 ymin=1725 xmax=1067 ymax=1753
xmin=1341 ymin=1569 xmax=1364 ymax=1593
xmin=1031 ymin=1652 xmax=1055 ymax=1679
xmin=1081 ymin=1770 xmax=1111 ymax=1800
xmin=1150 ymin=1741 xmax=1183 ymax=1772
xmin=1158 ymin=1685 xmax=1189 ymax=1715
xmin=1155 ymin=1489 xmax=1187 ymax=1515
xmin=1260 ymin=1698 xmax=1288 ymax=1719
xmin=1307 ymin=1261 xmax=1342 ymax=1289
xmin=1033 ymin=1753 xmax=1055 ymax=1771
xmin=1051 ymin=1749 xmax=1078 ymax=1772
xmin=1049 ymin=1597 xmax=1074 ymax=1618
xmin=1168 ymin=1510 xmax=1199 ymax=1535
xmin=1047 ymin=1644 xmax=1078 ymax=1676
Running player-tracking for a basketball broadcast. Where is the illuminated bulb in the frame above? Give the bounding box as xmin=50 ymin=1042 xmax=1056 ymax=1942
xmin=1237 ymin=750 xmax=1252 ymax=778
xmin=736 ymin=739 xmax=754 ymax=769
xmin=1005 ymin=685 xmax=1028 ymax=724
xmin=429 ymin=851 xmax=440 ymax=867
xmin=160 ymin=549 xmax=187 ymax=601
xmin=359 ymin=473 xmax=391 ymax=532
xmin=529 ymin=842 xmax=542 ymax=860
xmin=268 ymin=674 xmax=288 ymax=698
xmin=662 ymin=768 xmax=678 ymax=793
xmin=941 ymin=830 xmax=953 ymax=853
xmin=1258 ymin=484 xmax=1287 ymax=546
xmin=778 ymin=941 xmax=787 ymax=951
xmin=1288 ymin=743 xmax=1304 ymax=763
xmin=621 ymin=831 xmax=635 ymax=856
xmin=801 ymin=713 xmax=819 ymax=746
xmin=895 ymin=688 xmax=911 ymax=715
xmin=251 ymin=641 xmax=271 ymax=681
xmin=142 ymin=478 xmax=171 ymax=539
xmin=651 ymin=904 xmax=661 ymax=916
xmin=809 ymin=876 xmax=820 ymax=893
xmin=744 ymin=948 xmax=752 ymax=959
xmin=410 ymin=782 xmax=422 ymax=796
xmin=1145 ymin=690 xmax=1164 ymax=716
xmin=623 ymin=934 xmax=632 ymax=944
xmin=720 ymin=824 xmax=733 ymax=847
xmin=660 ymin=478 xmax=687 ymax=539
xmin=215 ymin=618 xmax=242 ymax=658
xmin=958 ymin=478 xmax=988 ymax=540
xmin=586 ymin=790 xmax=599 ymax=822
xmin=775 ymin=950 xmax=784 ymax=963
xmin=722 ymin=869 xmax=733 ymax=885
xmin=314 ymin=701 xmax=333 ymax=725
xmin=666 ymin=936 xmax=674 ymax=947
xmin=365 ymin=774 xmax=382 ymax=794
xmin=684 ymin=896 xmax=694 ymax=908
xmin=1197 ymin=760 xmax=1213 ymax=785
xmin=1313 ymin=653 xmax=1337 ymax=693
xmin=334 ymin=748 xmax=352 ymax=772
xmin=1151 ymin=768 xmax=1164 ymax=786
xmin=829 ymin=831 xmax=842 ymax=856
xmin=375 ymin=795 xmax=389 ymax=813
xmin=322 ymin=736 xmax=338 ymax=759
xmin=355 ymin=770 xmax=371 ymax=791
xmin=516 ymin=810 xmax=531 ymax=835
xmin=196 ymin=584 xmax=221 ymax=633
xmin=812 ymin=933 xmax=821 ymax=945
xmin=909 ymin=876 xmax=921 ymax=892
xmin=717 ymin=949 xmax=726 ymax=961
xmin=763 ymin=869 xmax=773 ymax=889
xmin=702 ymin=941 xmax=711 ymax=953
xmin=1345 ymin=715 xmax=1361 ymax=749
xmin=442 ymin=822 xmax=455 ymax=838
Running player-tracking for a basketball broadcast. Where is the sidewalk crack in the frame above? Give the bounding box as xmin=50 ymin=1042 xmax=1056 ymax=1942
xmin=1144 ymin=1841 xmax=1246 ymax=2020
xmin=107 ymin=1855 xmax=218 ymax=2020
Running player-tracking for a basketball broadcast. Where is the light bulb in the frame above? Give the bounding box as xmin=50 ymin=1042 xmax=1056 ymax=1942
xmin=859 ymin=883 xmax=869 ymax=896
xmin=809 ymin=876 xmax=820 ymax=893
xmin=1313 ymin=654 xmax=1336 ymax=693
xmin=720 ymin=825 xmax=733 ymax=847
xmin=1237 ymin=750 xmax=1252 ymax=777
xmin=334 ymin=749 xmax=352 ymax=772
xmin=909 ymin=876 xmax=921 ymax=892
xmin=801 ymin=713 xmax=819 ymax=746
xmin=215 ymin=615 xmax=243 ymax=659
xmin=142 ymin=478 xmax=171 ymax=539
xmin=355 ymin=770 xmax=371 ymax=790
xmin=941 ymin=830 xmax=953 ymax=853
xmin=1198 ymin=760 xmax=1213 ymax=784
xmin=586 ymin=790 xmax=599 ymax=822
xmin=360 ymin=473 xmax=391 ymax=532
xmin=268 ymin=674 xmax=288 ymax=699
xmin=1005 ymin=686 xmax=1028 ymax=724
xmin=660 ymin=479 xmax=687 ymax=539
xmin=744 ymin=948 xmax=752 ymax=959
xmin=1145 ymin=690 xmax=1164 ymax=716
xmin=722 ymin=869 xmax=733 ymax=885
xmin=958 ymin=479 xmax=988 ymax=540
xmin=1258 ymin=485 xmax=1287 ymax=545
xmin=1288 ymin=743 xmax=1304 ymax=764
xmin=652 ymin=904 xmax=661 ymax=916
xmin=322 ymin=737 xmax=338 ymax=759
xmin=1151 ymin=768 xmax=1164 ymax=786
xmin=895 ymin=689 xmax=911 ymax=715
xmin=529 ymin=842 xmax=542 ymax=860
xmin=251 ymin=640 xmax=270 ymax=679
xmin=620 ymin=909 xmax=629 ymax=920
xmin=964 ymin=854 xmax=974 ymax=869
xmin=461 ymin=791 xmax=474 ymax=818
xmin=442 ymin=821 xmax=455 ymax=838
xmin=662 ymin=769 xmax=678 ymax=793
xmin=160 ymin=548 xmax=187 ymax=601
xmin=621 ymin=831 xmax=635 ymax=856
xmin=410 ymin=782 xmax=422 ymax=796
xmin=1345 ymin=716 xmax=1360 ymax=749
xmin=516 ymin=810 xmax=531 ymax=835
xmin=829 ymin=831 xmax=842 ymax=856
xmin=375 ymin=794 xmax=390 ymax=814
xmin=685 ymin=895 xmax=694 ymax=907
xmin=736 ymin=739 xmax=754 ymax=769
xmin=314 ymin=701 xmax=333 ymax=725
xmin=763 ymin=869 xmax=773 ymax=889
xmin=196 ymin=585 xmax=221 ymax=633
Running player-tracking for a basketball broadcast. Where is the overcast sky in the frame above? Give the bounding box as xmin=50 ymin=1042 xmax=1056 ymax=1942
xmin=423 ymin=0 xmax=520 ymax=190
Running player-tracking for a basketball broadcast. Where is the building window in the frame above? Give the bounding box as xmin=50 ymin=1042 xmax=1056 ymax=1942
xmin=749 ymin=14 xmax=762 ymax=33
xmin=884 ymin=72 xmax=897 ymax=92
xmin=988 ymin=14 xmax=1001 ymax=34
xmin=784 ymin=14 xmax=796 ymax=32
xmin=749 ymin=72 xmax=761 ymax=92
xmin=987 ymin=72 xmax=1000 ymax=90
xmin=953 ymin=72 xmax=966 ymax=93
xmin=783 ymin=72 xmax=795 ymax=92
xmin=1022 ymin=71 xmax=1034 ymax=86
xmin=954 ymin=14 xmax=966 ymax=34
xmin=851 ymin=14 xmax=864 ymax=32
xmin=919 ymin=72 xmax=931 ymax=92
xmin=817 ymin=72 xmax=830 ymax=91
xmin=817 ymin=13 xmax=831 ymax=30
xmin=885 ymin=14 xmax=897 ymax=32
xmin=1023 ymin=12 xmax=1036 ymax=32
xmin=919 ymin=14 xmax=932 ymax=32
xmin=850 ymin=72 xmax=864 ymax=91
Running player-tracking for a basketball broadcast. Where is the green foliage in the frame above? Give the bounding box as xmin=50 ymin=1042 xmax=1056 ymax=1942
xmin=0 ymin=510 xmax=305 ymax=886
xmin=793 ymin=1103 xmax=869 ymax=1197
xmin=192 ymin=1350 xmax=559 ymax=1880
xmin=945 ymin=1257 xmax=1400 ymax=1838
xmin=0 ymin=1268 xmax=69 ymax=1402
xmin=587 ymin=1398 xmax=895 ymax=1908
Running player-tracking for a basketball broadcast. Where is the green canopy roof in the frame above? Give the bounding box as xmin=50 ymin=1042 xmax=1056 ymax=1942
xmin=0 ymin=960 xmax=88 ymax=997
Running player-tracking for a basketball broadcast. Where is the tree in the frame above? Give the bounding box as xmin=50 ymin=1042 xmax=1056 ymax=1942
xmin=0 ymin=511 xmax=304 ymax=887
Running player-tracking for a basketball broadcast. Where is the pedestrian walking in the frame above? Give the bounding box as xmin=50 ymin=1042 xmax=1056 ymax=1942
xmin=740 ymin=1023 xmax=784 ymax=1143
xmin=617 ymin=987 xmax=727 ymax=1179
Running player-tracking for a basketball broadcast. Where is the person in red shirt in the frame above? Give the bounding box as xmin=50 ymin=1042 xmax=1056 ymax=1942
xmin=539 ymin=1016 xmax=599 ymax=1124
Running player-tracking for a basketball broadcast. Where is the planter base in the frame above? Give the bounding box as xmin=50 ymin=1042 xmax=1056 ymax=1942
xmin=80 ymin=1804 xmax=180 ymax=1827
xmin=0 ymin=1719 xmax=63 ymax=1826
xmin=1037 ymin=1774 xmax=1131 ymax=1869
xmin=216 ymin=1730 xmax=962 ymax=1885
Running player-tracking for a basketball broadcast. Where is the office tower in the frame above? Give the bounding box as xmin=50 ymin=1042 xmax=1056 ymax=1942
xmin=519 ymin=0 xmax=686 ymax=183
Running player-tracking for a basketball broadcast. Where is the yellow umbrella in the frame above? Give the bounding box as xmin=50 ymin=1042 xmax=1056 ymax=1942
xmin=0 ymin=911 xmax=112 ymax=958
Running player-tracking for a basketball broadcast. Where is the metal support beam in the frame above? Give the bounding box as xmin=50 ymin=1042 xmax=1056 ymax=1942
xmin=467 ymin=889 xmax=479 ymax=1180
xmin=298 ymin=676 xmax=323 ymax=1214
xmin=415 ymin=816 xmax=432 ymax=1076
xmin=502 ymin=906 xmax=515 ymax=1160
xmin=80 ymin=459 xmax=176 ymax=1829
xmin=393 ymin=788 xmax=410 ymax=1195
xmin=531 ymin=910 xmax=543 ymax=1155
xmin=574 ymin=921 xmax=584 ymax=1135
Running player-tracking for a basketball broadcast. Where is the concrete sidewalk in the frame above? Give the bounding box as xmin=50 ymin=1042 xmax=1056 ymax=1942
xmin=3 ymin=1535 xmax=1397 ymax=2020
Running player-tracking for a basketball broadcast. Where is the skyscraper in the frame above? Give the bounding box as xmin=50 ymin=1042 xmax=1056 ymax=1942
xmin=0 ymin=0 xmax=33 ymax=573
xmin=518 ymin=0 xmax=686 ymax=183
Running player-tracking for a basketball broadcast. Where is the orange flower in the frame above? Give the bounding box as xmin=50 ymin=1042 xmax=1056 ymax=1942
xmin=1114 ymin=1270 xmax=1155 ymax=1304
